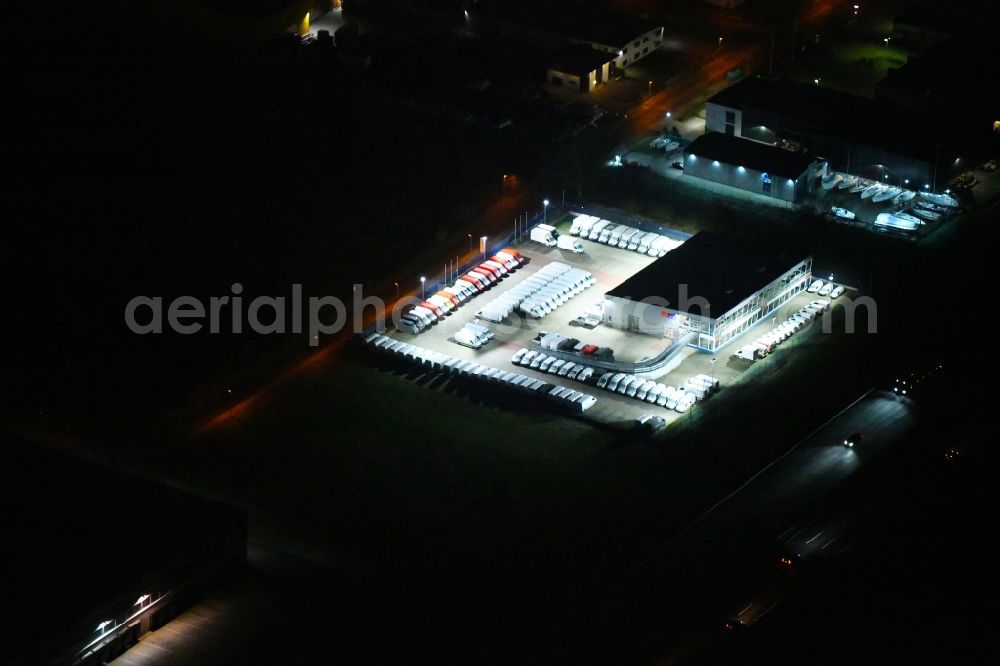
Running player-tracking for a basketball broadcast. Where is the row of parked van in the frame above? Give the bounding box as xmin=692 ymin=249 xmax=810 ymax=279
xmin=511 ymin=348 xmax=597 ymax=383
xmin=476 ymin=261 xmax=594 ymax=322
xmin=453 ymin=322 xmax=494 ymax=349
xmin=734 ymin=299 xmax=830 ymax=361
xmin=806 ymin=279 xmax=845 ymax=298
xmin=594 ymin=372 xmax=719 ymax=413
xmin=400 ymin=249 xmax=525 ymax=333
xmin=568 ymin=214 xmax=684 ymax=257
xmin=363 ymin=332 xmax=598 ymax=412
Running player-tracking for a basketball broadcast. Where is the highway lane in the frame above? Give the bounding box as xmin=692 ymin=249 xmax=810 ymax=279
xmin=551 ymin=390 xmax=917 ymax=663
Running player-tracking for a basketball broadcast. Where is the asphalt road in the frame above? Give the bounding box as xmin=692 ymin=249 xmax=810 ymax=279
xmin=545 ymin=389 xmax=917 ymax=663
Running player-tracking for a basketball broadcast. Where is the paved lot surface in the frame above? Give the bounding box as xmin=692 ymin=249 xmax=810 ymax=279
xmin=378 ymin=227 xmax=847 ymax=427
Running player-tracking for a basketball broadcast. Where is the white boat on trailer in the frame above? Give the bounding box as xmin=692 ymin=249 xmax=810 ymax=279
xmin=822 ymin=172 xmax=844 ymax=190
xmin=916 ymin=199 xmax=947 ymax=213
xmin=873 ymin=186 xmax=902 ymax=203
xmin=919 ymin=191 xmax=959 ymax=208
xmin=892 ymin=210 xmax=924 ymax=226
xmin=860 ymin=183 xmax=883 ymax=199
xmin=838 ymin=174 xmax=858 ymax=190
xmin=875 ymin=212 xmax=920 ymax=231
xmin=912 ymin=207 xmax=942 ymax=221
xmin=849 ymin=178 xmax=870 ymax=194
xmin=830 ymin=206 xmax=856 ymax=220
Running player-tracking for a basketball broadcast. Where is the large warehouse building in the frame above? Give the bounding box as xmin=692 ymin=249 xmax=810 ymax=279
xmin=683 ymin=132 xmax=824 ymax=204
xmin=602 ymin=232 xmax=812 ymax=352
xmin=704 ymin=77 xmax=956 ymax=191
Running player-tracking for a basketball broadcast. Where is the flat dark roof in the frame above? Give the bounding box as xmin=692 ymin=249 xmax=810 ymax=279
xmin=684 ymin=132 xmax=818 ymax=180
xmin=607 ymin=231 xmax=808 ymax=318
xmin=707 ymin=77 xmax=940 ymax=162
xmin=471 ymin=0 xmax=660 ymax=48
xmin=6 ymin=440 xmax=246 ymax=663
xmin=547 ymin=46 xmax=612 ymax=76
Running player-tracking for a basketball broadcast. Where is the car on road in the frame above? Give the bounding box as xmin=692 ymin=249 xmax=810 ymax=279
xmin=843 ymin=432 xmax=863 ymax=448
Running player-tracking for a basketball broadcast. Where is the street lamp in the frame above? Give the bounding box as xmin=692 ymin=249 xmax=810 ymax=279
xmin=467 ymin=233 xmax=472 ymax=251
xmin=480 ymin=236 xmax=488 ymax=261
xmin=814 ymin=78 xmax=821 ymax=85
xmin=502 ymin=173 xmax=508 ymax=195
xmin=420 ymin=276 xmax=426 ymax=299
xmin=543 ymin=199 xmax=549 ymax=224
xmin=718 ymin=36 xmax=723 ymax=48
xmin=648 ymin=80 xmax=652 ymax=96
xmin=394 ymin=281 xmax=399 ymax=298
xmin=883 ymin=37 xmax=890 ymax=49
xmin=711 ymin=357 xmax=716 ymax=383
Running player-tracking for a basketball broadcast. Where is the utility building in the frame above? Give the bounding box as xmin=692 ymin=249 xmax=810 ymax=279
xmin=683 ymin=132 xmax=823 ymax=204
xmin=546 ymin=47 xmax=612 ymax=92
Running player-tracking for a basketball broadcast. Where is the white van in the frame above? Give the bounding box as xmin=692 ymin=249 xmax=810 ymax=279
xmin=617 ymin=375 xmax=637 ymax=394
xmin=607 ymin=373 xmax=626 ymax=392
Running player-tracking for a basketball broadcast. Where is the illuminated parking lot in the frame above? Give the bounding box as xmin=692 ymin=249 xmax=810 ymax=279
xmin=372 ymin=215 xmax=844 ymax=427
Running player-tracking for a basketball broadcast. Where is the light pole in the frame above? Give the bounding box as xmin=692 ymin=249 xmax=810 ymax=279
xmin=883 ymin=37 xmax=889 ymax=49
xmin=647 ymin=80 xmax=652 ymax=97
xmin=420 ymin=276 xmax=426 ymax=299
xmin=480 ymin=236 xmax=487 ymax=262
xmin=467 ymin=234 xmax=472 ymax=252
xmin=711 ymin=357 xmax=716 ymax=383
xmin=718 ymin=36 xmax=723 ymax=49
xmin=502 ymin=173 xmax=508 ymax=195
xmin=394 ymin=281 xmax=399 ymax=298
xmin=543 ymin=199 xmax=549 ymax=224
xmin=814 ymin=78 xmax=821 ymax=86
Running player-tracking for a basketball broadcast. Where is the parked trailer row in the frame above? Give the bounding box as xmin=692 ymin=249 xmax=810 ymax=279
xmin=734 ymin=299 xmax=830 ymax=362
xmin=575 ymin=216 xmax=685 ymax=257
xmin=511 ymin=348 xmax=596 ymax=382
xmin=362 ymin=333 xmax=597 ymax=412
xmin=400 ymin=248 xmax=526 ymax=333
xmin=593 ymin=372 xmax=705 ymax=413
